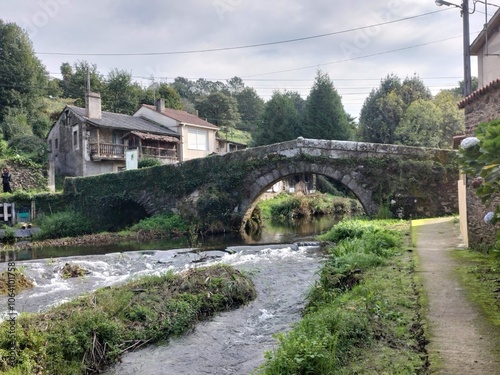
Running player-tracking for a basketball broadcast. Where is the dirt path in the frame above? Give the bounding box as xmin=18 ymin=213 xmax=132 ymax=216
xmin=413 ymin=217 xmax=500 ymax=375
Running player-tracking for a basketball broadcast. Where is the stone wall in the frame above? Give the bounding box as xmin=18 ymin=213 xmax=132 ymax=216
xmin=459 ymin=79 xmax=500 ymax=247
xmin=0 ymin=160 xmax=48 ymax=192
xmin=462 ymin=79 xmax=500 ymax=136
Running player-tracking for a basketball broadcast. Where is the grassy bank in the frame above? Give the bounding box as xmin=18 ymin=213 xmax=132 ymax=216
xmin=254 ymin=219 xmax=427 ymax=374
xmin=451 ymin=249 xmax=500 ymax=328
xmin=257 ymin=192 xmax=362 ymax=222
xmin=0 ymin=264 xmax=256 ymax=374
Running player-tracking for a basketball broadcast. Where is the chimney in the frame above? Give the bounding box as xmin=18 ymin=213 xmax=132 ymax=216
xmin=155 ymin=98 xmax=165 ymax=113
xmin=86 ymin=91 xmax=102 ymax=119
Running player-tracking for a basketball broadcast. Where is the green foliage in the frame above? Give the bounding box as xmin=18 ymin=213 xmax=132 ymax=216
xmin=358 ymin=73 xmax=462 ymax=148
xmin=458 ymin=120 xmax=500 ymax=208
xmin=458 ymin=120 xmax=500 ymax=250
xmin=0 ymin=20 xmax=48 ymax=124
xmin=253 ymin=91 xmax=302 ymax=146
xmin=1 ymin=108 xmax=33 ymax=140
xmin=130 ymin=213 xmax=188 ymax=237
xmin=34 ymin=210 xmax=95 ymax=240
xmin=138 ymin=157 xmax=162 ymax=168
xmin=302 ymin=70 xmax=352 ymax=141
xmin=1 ymin=226 xmax=16 ymax=244
xmin=61 ymin=60 xmax=104 ymax=106
xmin=196 ymin=91 xmax=241 ymax=128
xmin=8 ymin=135 xmax=48 ymax=165
xmin=102 ymin=68 xmax=143 ymax=114
xmin=234 ymin=87 xmax=265 ymax=132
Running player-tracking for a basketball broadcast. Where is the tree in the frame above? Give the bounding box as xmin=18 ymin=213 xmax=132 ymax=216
xmin=395 ymin=99 xmax=441 ymax=147
xmin=62 ymin=61 xmax=104 ymax=106
xmin=196 ymin=92 xmax=240 ymax=128
xmin=400 ymin=74 xmax=432 ymax=106
xmin=253 ymin=91 xmax=301 ymax=146
xmin=102 ymin=69 xmax=142 ymax=114
xmin=302 ymin=71 xmax=352 ymax=140
xmin=358 ymin=74 xmax=403 ymax=144
xmin=433 ymin=90 xmax=464 ymax=148
xmin=171 ymin=77 xmax=197 ymax=102
xmin=1 ymin=108 xmax=33 ymax=140
xmin=157 ymin=84 xmax=182 ymax=110
xmin=226 ymin=76 xmax=245 ymax=95
xmin=0 ymin=20 xmax=48 ymax=124
xmin=234 ymin=87 xmax=265 ymax=131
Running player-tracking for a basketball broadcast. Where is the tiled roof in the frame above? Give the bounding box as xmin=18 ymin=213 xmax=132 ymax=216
xmin=129 ymin=130 xmax=179 ymax=143
xmin=458 ymin=79 xmax=500 ymax=109
xmin=141 ymin=105 xmax=219 ymax=129
xmin=69 ymin=106 xmax=180 ymax=137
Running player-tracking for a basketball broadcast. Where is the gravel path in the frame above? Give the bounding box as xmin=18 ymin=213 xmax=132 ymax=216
xmin=413 ymin=217 xmax=500 ymax=375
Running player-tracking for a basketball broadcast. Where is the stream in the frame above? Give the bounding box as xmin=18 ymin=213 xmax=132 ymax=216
xmin=0 ymin=216 xmax=339 ymax=374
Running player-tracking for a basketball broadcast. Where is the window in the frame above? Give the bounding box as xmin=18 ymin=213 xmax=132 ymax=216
xmin=72 ymin=126 xmax=79 ymax=150
xmin=55 ymin=138 xmax=59 ymax=149
xmin=188 ymin=129 xmax=208 ymax=151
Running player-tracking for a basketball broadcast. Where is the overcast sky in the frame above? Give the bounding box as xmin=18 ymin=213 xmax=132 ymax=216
xmin=2 ymin=0 xmax=497 ymax=119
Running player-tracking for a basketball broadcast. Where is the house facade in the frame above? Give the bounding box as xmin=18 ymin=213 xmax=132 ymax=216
xmin=47 ymin=92 xmax=180 ymax=178
xmin=133 ymin=100 xmax=220 ymax=162
xmin=457 ymin=8 xmax=500 ymax=247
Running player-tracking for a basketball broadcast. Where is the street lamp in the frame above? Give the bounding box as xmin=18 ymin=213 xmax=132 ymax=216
xmin=436 ymin=0 xmax=472 ymax=97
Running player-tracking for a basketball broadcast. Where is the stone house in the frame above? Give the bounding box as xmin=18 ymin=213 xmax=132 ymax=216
xmin=47 ymin=92 xmax=180 ymax=179
xmin=133 ymin=100 xmax=220 ymax=162
xmin=457 ymin=8 xmax=500 ymax=247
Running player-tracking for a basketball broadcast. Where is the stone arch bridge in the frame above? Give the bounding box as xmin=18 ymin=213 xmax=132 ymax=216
xmin=64 ymin=138 xmax=459 ymax=232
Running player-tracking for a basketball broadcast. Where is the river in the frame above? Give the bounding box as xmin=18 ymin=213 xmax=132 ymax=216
xmin=0 ymin=215 xmax=340 ymax=374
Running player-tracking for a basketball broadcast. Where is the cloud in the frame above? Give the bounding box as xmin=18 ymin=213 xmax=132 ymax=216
xmin=1 ymin=0 xmax=490 ymax=117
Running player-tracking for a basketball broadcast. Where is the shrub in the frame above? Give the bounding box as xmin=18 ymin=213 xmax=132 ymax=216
xmin=34 ymin=210 xmax=94 ymax=240
xmin=138 ymin=157 xmax=162 ymax=168
xmin=1 ymin=226 xmax=16 ymax=244
xmin=130 ymin=213 xmax=188 ymax=237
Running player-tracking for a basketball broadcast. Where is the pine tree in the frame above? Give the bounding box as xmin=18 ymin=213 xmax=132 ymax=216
xmin=302 ymin=71 xmax=352 ymax=140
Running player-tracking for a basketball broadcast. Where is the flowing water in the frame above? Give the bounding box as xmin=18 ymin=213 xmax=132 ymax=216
xmin=0 ymin=216 xmax=339 ymax=374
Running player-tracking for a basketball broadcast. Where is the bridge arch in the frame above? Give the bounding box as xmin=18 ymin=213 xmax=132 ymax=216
xmin=238 ymin=160 xmax=377 ymax=230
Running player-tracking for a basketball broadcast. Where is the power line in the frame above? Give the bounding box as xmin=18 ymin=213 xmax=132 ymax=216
xmin=242 ymin=36 xmax=464 ymax=78
xmin=34 ymin=10 xmax=448 ymax=57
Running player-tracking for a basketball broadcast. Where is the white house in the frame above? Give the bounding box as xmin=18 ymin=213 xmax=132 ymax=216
xmin=134 ymin=100 xmax=220 ymax=162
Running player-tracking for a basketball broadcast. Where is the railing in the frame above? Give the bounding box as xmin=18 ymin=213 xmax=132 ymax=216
xmin=140 ymin=146 xmax=177 ymax=159
xmin=90 ymin=143 xmax=177 ymax=162
xmin=90 ymin=143 xmax=126 ymax=159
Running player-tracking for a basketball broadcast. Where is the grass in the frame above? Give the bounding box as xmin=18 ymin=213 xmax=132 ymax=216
xmin=257 ymin=192 xmax=362 ymax=222
xmin=254 ymin=219 xmax=428 ymax=374
xmin=219 ymin=127 xmax=252 ymax=146
xmin=0 ymin=264 xmax=256 ymax=374
xmin=451 ymin=249 xmax=500 ymax=328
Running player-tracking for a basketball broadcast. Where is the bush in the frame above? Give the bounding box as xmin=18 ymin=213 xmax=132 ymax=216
xmin=138 ymin=158 xmax=162 ymax=169
xmin=8 ymin=135 xmax=48 ymax=165
xmin=1 ymin=226 xmax=16 ymax=244
xmin=34 ymin=211 xmax=94 ymax=240
xmin=130 ymin=213 xmax=188 ymax=237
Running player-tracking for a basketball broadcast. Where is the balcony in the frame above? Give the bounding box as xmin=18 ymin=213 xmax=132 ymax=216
xmin=90 ymin=142 xmax=178 ymax=163
xmin=90 ymin=142 xmax=126 ymax=161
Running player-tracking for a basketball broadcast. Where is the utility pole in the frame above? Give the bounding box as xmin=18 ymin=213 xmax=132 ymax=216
xmin=462 ymin=0 xmax=472 ymax=97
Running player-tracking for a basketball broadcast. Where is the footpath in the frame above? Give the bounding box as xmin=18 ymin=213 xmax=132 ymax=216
xmin=413 ymin=217 xmax=500 ymax=375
